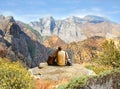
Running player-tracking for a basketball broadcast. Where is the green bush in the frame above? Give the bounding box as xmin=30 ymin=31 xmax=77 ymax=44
xmin=85 ymin=64 xmax=112 ymax=74
xmin=56 ymin=83 xmax=68 ymax=89
xmin=95 ymin=40 xmax=120 ymax=68
xmin=0 ymin=58 xmax=34 ymax=89
xmin=65 ymin=75 xmax=88 ymax=89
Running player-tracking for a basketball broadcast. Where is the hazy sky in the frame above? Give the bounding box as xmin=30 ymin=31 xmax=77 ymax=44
xmin=0 ymin=0 xmax=120 ymax=23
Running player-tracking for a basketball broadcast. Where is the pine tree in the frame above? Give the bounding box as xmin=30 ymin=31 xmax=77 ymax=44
xmin=97 ymin=40 xmax=120 ymax=67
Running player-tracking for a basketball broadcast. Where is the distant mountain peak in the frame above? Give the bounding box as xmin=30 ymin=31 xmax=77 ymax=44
xmin=5 ymin=16 xmax=15 ymax=22
xmin=65 ymin=16 xmax=81 ymax=23
xmin=83 ymin=15 xmax=110 ymax=23
xmin=0 ymin=15 xmax=5 ymax=20
xmin=0 ymin=15 xmax=15 ymax=23
xmin=30 ymin=15 xmax=120 ymax=43
xmin=84 ymin=15 xmax=105 ymax=19
xmin=65 ymin=15 xmax=111 ymax=24
xmin=39 ymin=16 xmax=54 ymax=21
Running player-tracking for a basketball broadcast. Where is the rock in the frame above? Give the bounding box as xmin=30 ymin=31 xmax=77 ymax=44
xmin=38 ymin=62 xmax=48 ymax=68
xmin=29 ymin=63 xmax=96 ymax=80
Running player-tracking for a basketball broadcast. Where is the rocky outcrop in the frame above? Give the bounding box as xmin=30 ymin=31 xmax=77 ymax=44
xmin=0 ymin=15 xmax=49 ymax=67
xmin=30 ymin=15 xmax=120 ymax=43
xmin=29 ymin=63 xmax=96 ymax=80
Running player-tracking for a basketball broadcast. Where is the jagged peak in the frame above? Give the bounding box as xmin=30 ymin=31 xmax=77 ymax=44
xmin=5 ymin=16 xmax=15 ymax=22
xmin=39 ymin=16 xmax=54 ymax=22
xmin=65 ymin=16 xmax=82 ymax=23
xmin=69 ymin=16 xmax=76 ymax=19
xmin=45 ymin=16 xmax=54 ymax=19
xmin=84 ymin=15 xmax=105 ymax=19
xmin=31 ymin=15 xmax=113 ymax=24
xmin=0 ymin=15 xmax=5 ymax=20
xmin=83 ymin=15 xmax=110 ymax=22
xmin=66 ymin=16 xmax=80 ymax=20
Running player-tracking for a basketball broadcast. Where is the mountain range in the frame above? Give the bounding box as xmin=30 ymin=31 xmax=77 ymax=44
xmin=29 ymin=15 xmax=120 ymax=43
xmin=0 ymin=14 xmax=120 ymax=67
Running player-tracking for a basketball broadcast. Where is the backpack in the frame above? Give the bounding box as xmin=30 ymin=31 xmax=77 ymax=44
xmin=47 ymin=56 xmax=55 ymax=65
xmin=67 ymin=59 xmax=72 ymax=66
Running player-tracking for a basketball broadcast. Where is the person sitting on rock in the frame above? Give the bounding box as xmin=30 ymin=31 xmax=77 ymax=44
xmin=47 ymin=46 xmax=72 ymax=66
xmin=57 ymin=47 xmax=72 ymax=66
xmin=56 ymin=46 xmax=68 ymax=66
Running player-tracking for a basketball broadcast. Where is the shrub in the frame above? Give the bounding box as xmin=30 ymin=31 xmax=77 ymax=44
xmin=85 ymin=64 xmax=112 ymax=74
xmin=56 ymin=83 xmax=68 ymax=89
xmin=65 ymin=75 xmax=88 ymax=89
xmin=0 ymin=58 xmax=34 ymax=89
xmin=95 ymin=40 xmax=120 ymax=68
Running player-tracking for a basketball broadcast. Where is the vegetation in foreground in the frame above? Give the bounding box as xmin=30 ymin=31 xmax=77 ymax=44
xmin=57 ymin=68 xmax=120 ymax=89
xmin=0 ymin=58 xmax=34 ymax=89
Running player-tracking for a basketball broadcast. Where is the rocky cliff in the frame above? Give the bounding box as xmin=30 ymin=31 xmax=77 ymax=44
xmin=30 ymin=15 xmax=120 ymax=43
xmin=0 ymin=15 xmax=48 ymax=68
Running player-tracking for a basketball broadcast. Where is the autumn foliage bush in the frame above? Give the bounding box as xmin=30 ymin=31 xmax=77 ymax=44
xmin=0 ymin=57 xmax=34 ymax=89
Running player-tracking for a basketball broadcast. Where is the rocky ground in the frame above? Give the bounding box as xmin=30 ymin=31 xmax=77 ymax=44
xmin=29 ymin=63 xmax=96 ymax=89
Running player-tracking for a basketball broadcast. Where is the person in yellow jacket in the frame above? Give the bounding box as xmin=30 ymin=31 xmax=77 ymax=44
xmin=56 ymin=46 xmax=68 ymax=66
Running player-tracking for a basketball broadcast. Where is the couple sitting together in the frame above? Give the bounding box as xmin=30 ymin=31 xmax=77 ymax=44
xmin=47 ymin=46 xmax=72 ymax=66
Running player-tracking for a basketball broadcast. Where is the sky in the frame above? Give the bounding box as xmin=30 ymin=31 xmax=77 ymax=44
xmin=0 ymin=0 xmax=120 ymax=23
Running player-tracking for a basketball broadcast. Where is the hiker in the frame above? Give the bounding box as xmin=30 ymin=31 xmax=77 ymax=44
xmin=47 ymin=46 xmax=72 ymax=66
xmin=57 ymin=46 xmax=68 ymax=66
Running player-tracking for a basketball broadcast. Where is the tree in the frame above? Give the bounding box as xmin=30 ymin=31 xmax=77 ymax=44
xmin=96 ymin=40 xmax=120 ymax=67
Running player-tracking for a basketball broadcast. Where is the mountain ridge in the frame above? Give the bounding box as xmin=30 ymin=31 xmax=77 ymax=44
xmin=0 ymin=15 xmax=49 ymax=67
xmin=1 ymin=14 xmax=120 ymax=66
xmin=29 ymin=15 xmax=120 ymax=43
